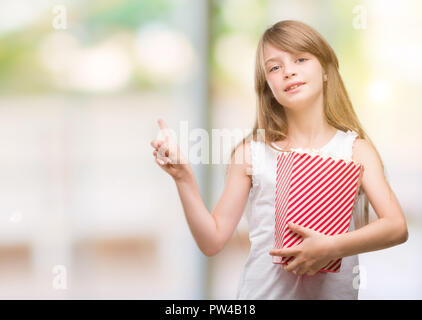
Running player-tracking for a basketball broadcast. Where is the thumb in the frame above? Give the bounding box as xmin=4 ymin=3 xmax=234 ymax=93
xmin=288 ymin=222 xmax=309 ymax=237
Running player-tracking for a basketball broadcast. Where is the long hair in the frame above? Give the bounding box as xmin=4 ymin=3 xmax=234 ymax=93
xmin=231 ymin=20 xmax=386 ymax=229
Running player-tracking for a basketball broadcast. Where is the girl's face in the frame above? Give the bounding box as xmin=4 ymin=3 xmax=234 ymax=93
xmin=263 ymin=43 xmax=326 ymax=109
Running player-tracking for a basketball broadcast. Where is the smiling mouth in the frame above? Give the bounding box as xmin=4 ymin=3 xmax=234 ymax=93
xmin=285 ymin=83 xmax=305 ymax=92
xmin=284 ymin=83 xmax=305 ymax=95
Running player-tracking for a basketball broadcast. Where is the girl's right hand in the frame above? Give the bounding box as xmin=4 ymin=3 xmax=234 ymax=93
xmin=150 ymin=118 xmax=191 ymax=182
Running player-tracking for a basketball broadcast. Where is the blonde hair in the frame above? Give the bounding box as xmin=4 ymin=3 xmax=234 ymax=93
xmin=231 ymin=20 xmax=386 ymax=229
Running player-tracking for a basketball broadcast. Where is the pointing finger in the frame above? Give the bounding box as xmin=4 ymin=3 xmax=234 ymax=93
xmin=157 ymin=118 xmax=170 ymax=142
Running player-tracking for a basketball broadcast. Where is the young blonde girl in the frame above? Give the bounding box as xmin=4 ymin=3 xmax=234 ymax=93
xmin=150 ymin=20 xmax=408 ymax=299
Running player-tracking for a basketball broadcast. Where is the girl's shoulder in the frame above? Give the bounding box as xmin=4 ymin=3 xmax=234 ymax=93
xmin=351 ymin=137 xmax=373 ymax=165
xmin=230 ymin=140 xmax=253 ymax=177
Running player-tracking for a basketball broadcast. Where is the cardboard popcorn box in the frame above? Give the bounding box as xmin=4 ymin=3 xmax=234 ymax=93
xmin=272 ymin=150 xmax=364 ymax=273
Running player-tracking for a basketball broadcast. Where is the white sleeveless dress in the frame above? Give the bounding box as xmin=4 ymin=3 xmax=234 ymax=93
xmin=236 ymin=129 xmax=362 ymax=300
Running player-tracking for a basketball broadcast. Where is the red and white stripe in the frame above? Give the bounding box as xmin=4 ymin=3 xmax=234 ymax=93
xmin=273 ymin=151 xmax=363 ymax=273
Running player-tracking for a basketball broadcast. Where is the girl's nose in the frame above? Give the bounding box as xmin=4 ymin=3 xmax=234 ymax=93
xmin=284 ymin=71 xmax=297 ymax=80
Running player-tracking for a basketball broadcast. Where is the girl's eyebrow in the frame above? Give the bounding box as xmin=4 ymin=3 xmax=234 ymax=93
xmin=264 ymin=52 xmax=306 ymax=65
xmin=264 ymin=57 xmax=278 ymax=65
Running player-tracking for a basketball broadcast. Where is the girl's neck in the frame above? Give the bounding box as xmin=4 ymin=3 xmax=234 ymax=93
xmin=275 ymin=119 xmax=337 ymax=150
xmin=278 ymin=92 xmax=334 ymax=149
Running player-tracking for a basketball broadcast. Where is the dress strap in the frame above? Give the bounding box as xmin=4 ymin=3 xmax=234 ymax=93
xmin=249 ymin=140 xmax=266 ymax=183
xmin=344 ymin=130 xmax=359 ymax=161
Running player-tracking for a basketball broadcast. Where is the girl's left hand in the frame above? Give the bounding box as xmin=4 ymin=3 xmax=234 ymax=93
xmin=269 ymin=222 xmax=336 ymax=276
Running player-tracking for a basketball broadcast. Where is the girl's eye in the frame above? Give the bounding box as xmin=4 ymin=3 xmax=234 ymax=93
xmin=269 ymin=58 xmax=307 ymax=72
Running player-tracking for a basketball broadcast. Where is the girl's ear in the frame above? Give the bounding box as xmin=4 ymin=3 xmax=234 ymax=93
xmin=323 ymin=74 xmax=328 ymax=81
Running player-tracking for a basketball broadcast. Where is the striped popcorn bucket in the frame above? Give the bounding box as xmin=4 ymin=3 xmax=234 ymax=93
xmin=272 ymin=150 xmax=364 ymax=273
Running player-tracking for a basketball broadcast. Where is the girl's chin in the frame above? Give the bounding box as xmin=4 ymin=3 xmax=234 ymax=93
xmin=280 ymin=95 xmax=309 ymax=104
xmin=284 ymin=90 xmax=307 ymax=98
xmin=279 ymin=97 xmax=314 ymax=109
xmin=280 ymin=90 xmax=319 ymax=105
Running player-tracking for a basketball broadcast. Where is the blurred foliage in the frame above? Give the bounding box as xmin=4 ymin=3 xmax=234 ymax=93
xmin=78 ymin=0 xmax=172 ymax=43
xmin=0 ymin=32 xmax=50 ymax=94
xmin=209 ymin=0 xmax=267 ymax=89
xmin=210 ymin=0 xmax=267 ymax=38
xmin=317 ymin=0 xmax=369 ymax=110
xmin=0 ymin=0 xmax=173 ymax=94
xmin=0 ymin=0 xmax=371 ymax=98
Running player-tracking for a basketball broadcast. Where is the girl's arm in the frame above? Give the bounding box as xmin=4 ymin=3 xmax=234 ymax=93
xmin=151 ymin=120 xmax=252 ymax=257
xmin=328 ymin=138 xmax=408 ymax=259
xmin=175 ymin=141 xmax=251 ymax=256
xmin=174 ymin=143 xmax=251 ymax=256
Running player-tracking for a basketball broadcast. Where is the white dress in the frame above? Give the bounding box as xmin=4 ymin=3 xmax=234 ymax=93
xmin=236 ymin=129 xmax=363 ymax=300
